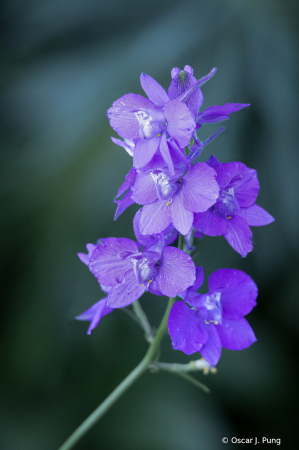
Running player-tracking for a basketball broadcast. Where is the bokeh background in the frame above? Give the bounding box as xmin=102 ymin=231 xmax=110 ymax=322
xmin=1 ymin=0 xmax=299 ymax=448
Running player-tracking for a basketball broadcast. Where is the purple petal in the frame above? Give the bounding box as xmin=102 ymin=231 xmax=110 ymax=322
xmin=100 ymin=284 xmax=112 ymax=294
xmin=111 ymin=137 xmax=135 ymax=156
xmin=139 ymin=200 xmax=172 ymax=235
xmin=170 ymin=190 xmax=194 ymax=235
xmin=89 ymin=238 xmax=138 ymax=285
xmin=197 ymin=103 xmax=250 ymax=124
xmin=159 ymin=132 xmax=175 ymax=176
xmin=184 ymin=226 xmax=195 ymax=252
xmin=135 ymin=220 xmax=176 ymax=250
xmin=142 ymin=154 xmax=165 ymax=171
xmin=148 ymin=278 xmax=163 ymax=296
xmin=136 ymin=108 xmax=165 ymax=140
xmin=114 ymin=191 xmax=134 ymax=220
xmin=131 ymin=171 xmax=157 ymax=205
xmin=168 ymin=139 xmax=190 ymax=167
xmin=191 ymin=266 xmax=205 ymax=292
xmin=238 ymin=204 xmax=275 ymax=226
xmin=181 ymin=266 xmax=205 ymax=304
xmin=106 ymin=270 xmax=146 ymax=308
xmin=165 ymin=100 xmax=195 ymax=148
xmin=200 ymin=323 xmax=222 ymax=366
xmin=215 ymin=161 xmax=245 ymax=188
xmin=163 ymin=224 xmax=178 ymax=246
xmin=140 ymin=73 xmax=169 ymax=107
xmin=193 ymin=210 xmax=227 ymax=236
xmin=208 ymin=269 xmax=257 ymax=320
xmin=217 ymin=318 xmax=257 ymax=351
xmin=233 ymin=166 xmax=260 ymax=208
xmin=171 ymin=67 xmax=180 ymax=79
xmin=133 ymin=136 xmax=160 ymax=169
xmin=78 ymin=243 xmax=97 ymax=266
xmin=155 ymin=246 xmax=196 ymax=297
xmin=206 ymin=154 xmax=221 ymax=171
xmin=168 ymin=301 xmax=209 ymax=355
xmin=184 ymin=65 xmax=193 ymax=75
xmin=115 ymin=168 xmax=136 ymax=198
xmin=168 ymin=69 xmax=196 ymax=99
xmin=182 ymin=162 xmax=219 ymax=213
xmin=107 ymin=93 xmax=155 ymax=139
xmin=168 ymin=69 xmax=203 ymax=117
xmin=224 ymin=215 xmax=253 ymax=257
xmin=76 ymin=298 xmax=113 ymax=335
xmin=133 ymin=209 xmax=159 ymax=248
xmin=194 ymin=229 xmax=204 ymax=239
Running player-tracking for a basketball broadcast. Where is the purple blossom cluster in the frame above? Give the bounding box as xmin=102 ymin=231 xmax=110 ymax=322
xmin=77 ymin=65 xmax=274 ymax=366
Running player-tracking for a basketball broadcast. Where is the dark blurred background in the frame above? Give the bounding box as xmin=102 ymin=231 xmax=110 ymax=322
xmin=1 ymin=0 xmax=298 ymax=449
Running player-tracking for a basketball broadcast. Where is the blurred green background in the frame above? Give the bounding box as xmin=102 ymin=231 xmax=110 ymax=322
xmin=1 ymin=0 xmax=298 ymax=448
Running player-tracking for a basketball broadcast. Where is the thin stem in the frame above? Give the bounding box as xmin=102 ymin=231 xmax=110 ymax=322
xmin=188 ymin=127 xmax=225 ymax=163
xmin=172 ymin=372 xmax=210 ymax=394
xmin=178 ymin=233 xmax=184 ymax=251
xmin=58 ymin=357 xmax=148 ymax=450
xmin=146 ymin=296 xmax=176 ymax=360
xmin=121 ymin=306 xmax=143 ymax=327
xmin=149 ymin=359 xmax=214 ymax=373
xmin=132 ymin=300 xmax=154 ymax=343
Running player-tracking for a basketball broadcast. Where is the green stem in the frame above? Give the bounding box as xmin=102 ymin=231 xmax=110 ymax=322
xmin=149 ymin=359 xmax=213 ymax=373
xmin=172 ymin=372 xmax=210 ymax=394
xmin=58 ymin=296 xmax=176 ymax=450
xmin=58 ymin=356 xmax=148 ymax=450
xmin=121 ymin=306 xmax=143 ymax=327
xmin=58 ymin=234 xmax=184 ymax=450
xmin=132 ymin=300 xmax=154 ymax=343
xmin=178 ymin=232 xmax=184 ymax=251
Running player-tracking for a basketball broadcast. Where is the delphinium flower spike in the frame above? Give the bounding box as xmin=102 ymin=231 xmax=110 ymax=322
xmin=59 ymin=64 xmax=274 ymax=450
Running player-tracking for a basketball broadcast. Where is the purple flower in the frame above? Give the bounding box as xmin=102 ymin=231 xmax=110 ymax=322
xmin=168 ymin=65 xmax=249 ymax=162
xmin=168 ymin=267 xmax=257 ymax=366
xmin=113 ymin=155 xmax=219 ymax=233
xmin=113 ymin=138 xmax=190 ymax=219
xmin=107 ymin=72 xmax=196 ymax=175
xmin=168 ymin=65 xmax=249 ymax=126
xmin=193 ymin=155 xmax=274 ymax=257
xmin=86 ymin=236 xmax=195 ymax=308
xmin=130 ymin=158 xmax=219 ymax=236
xmin=168 ymin=65 xmax=205 ymax=118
